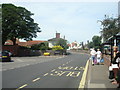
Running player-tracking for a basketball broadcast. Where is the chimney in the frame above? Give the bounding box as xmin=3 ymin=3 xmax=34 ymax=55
xmin=56 ymin=33 xmax=60 ymax=38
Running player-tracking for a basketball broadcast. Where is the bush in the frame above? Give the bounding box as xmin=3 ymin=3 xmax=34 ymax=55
xmin=52 ymin=45 xmax=63 ymax=51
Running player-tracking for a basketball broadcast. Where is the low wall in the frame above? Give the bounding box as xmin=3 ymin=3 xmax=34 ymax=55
xmin=2 ymin=45 xmax=19 ymax=56
xmin=18 ymin=49 xmax=41 ymax=56
xmin=2 ymin=45 xmax=41 ymax=56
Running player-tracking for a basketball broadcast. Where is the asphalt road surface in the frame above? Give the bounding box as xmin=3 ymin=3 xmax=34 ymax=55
xmin=2 ymin=52 xmax=89 ymax=89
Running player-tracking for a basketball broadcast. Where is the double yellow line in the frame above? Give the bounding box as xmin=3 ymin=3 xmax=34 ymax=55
xmin=79 ymin=60 xmax=89 ymax=88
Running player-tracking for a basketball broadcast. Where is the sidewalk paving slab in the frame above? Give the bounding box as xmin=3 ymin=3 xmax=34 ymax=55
xmin=86 ymin=60 xmax=118 ymax=89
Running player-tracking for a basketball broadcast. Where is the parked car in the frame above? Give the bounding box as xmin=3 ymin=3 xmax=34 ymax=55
xmin=44 ymin=52 xmax=50 ymax=56
xmin=54 ymin=50 xmax=63 ymax=55
xmin=0 ymin=51 xmax=11 ymax=62
xmin=4 ymin=51 xmax=12 ymax=56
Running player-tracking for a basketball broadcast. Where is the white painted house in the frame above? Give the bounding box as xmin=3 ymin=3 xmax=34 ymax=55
xmin=48 ymin=33 xmax=66 ymax=48
xmin=69 ymin=41 xmax=81 ymax=50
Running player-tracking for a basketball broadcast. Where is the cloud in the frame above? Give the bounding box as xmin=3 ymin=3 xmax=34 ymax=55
xmin=2 ymin=2 xmax=118 ymax=43
xmin=29 ymin=2 xmax=118 ymax=42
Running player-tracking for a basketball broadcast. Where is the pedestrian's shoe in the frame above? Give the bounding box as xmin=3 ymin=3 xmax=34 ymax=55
xmin=110 ymin=79 xmax=115 ymax=82
xmin=92 ymin=64 xmax=94 ymax=66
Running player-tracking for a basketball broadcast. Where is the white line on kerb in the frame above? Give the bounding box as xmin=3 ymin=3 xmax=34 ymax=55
xmin=79 ymin=60 xmax=89 ymax=88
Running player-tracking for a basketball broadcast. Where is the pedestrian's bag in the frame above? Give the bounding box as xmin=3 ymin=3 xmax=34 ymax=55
xmin=109 ymin=70 xmax=114 ymax=79
xmin=94 ymin=59 xmax=97 ymax=64
xmin=100 ymin=58 xmax=104 ymax=63
xmin=109 ymin=66 xmax=113 ymax=71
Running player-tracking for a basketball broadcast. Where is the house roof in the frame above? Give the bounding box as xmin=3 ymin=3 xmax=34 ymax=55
xmin=26 ymin=40 xmax=46 ymax=46
xmin=5 ymin=40 xmax=13 ymax=45
xmin=4 ymin=40 xmax=46 ymax=47
xmin=48 ymin=38 xmax=66 ymax=41
xmin=67 ymin=44 xmax=71 ymax=47
xmin=18 ymin=42 xmax=27 ymax=46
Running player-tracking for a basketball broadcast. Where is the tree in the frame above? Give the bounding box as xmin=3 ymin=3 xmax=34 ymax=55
xmin=2 ymin=4 xmax=41 ymax=45
xmin=87 ymin=35 xmax=102 ymax=50
xmin=118 ymin=16 xmax=120 ymax=31
xmin=92 ymin=35 xmax=102 ymax=50
xmin=31 ymin=42 xmax=49 ymax=51
xmin=56 ymin=39 xmax=69 ymax=50
xmin=88 ymin=41 xmax=94 ymax=49
xmin=99 ymin=15 xmax=120 ymax=42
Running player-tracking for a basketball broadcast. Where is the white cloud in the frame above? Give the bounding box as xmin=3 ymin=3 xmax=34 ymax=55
xmin=2 ymin=2 xmax=118 ymax=43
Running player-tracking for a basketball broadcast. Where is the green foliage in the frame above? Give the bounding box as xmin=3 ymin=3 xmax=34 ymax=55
xmin=31 ymin=44 xmax=40 ymax=50
xmin=52 ymin=45 xmax=63 ymax=51
xmin=19 ymin=46 xmax=30 ymax=49
xmin=39 ymin=43 xmax=48 ymax=51
xmin=2 ymin=4 xmax=41 ymax=45
xmin=31 ymin=42 xmax=49 ymax=51
xmin=100 ymin=15 xmax=120 ymax=42
xmin=88 ymin=35 xmax=102 ymax=50
xmin=92 ymin=36 xmax=102 ymax=46
xmin=88 ymin=41 xmax=94 ymax=48
xmin=56 ymin=39 xmax=69 ymax=50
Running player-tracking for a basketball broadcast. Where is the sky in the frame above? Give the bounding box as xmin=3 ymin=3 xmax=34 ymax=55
xmin=1 ymin=0 xmax=119 ymax=44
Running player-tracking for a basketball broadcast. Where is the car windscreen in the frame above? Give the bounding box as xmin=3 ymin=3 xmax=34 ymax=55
xmin=2 ymin=52 xmax=9 ymax=56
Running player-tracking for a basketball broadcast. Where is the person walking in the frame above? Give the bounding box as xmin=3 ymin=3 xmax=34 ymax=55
xmin=90 ymin=48 xmax=96 ymax=66
xmin=112 ymin=51 xmax=120 ymax=88
xmin=96 ymin=49 xmax=102 ymax=65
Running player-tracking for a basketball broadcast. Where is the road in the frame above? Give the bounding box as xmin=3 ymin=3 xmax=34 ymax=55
xmin=2 ymin=52 xmax=89 ymax=89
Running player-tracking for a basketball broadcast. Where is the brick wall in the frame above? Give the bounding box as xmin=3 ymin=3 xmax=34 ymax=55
xmin=2 ymin=45 xmax=19 ymax=56
xmin=2 ymin=45 xmax=41 ymax=56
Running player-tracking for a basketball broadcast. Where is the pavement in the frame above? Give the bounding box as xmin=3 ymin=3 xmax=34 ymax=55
xmin=86 ymin=60 xmax=118 ymax=89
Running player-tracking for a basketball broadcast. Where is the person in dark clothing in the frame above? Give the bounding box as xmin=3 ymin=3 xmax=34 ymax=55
xmin=112 ymin=52 xmax=120 ymax=88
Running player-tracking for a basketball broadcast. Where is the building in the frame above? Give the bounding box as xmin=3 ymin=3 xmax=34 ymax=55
xmin=3 ymin=39 xmax=46 ymax=56
xmin=48 ymin=33 xmax=66 ymax=48
xmin=102 ymin=32 xmax=120 ymax=62
xmin=4 ymin=39 xmax=46 ymax=47
xmin=69 ymin=41 xmax=81 ymax=50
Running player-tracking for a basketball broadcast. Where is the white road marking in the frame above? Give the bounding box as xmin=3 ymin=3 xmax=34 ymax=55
xmin=43 ymin=73 xmax=48 ymax=76
xmin=51 ymin=69 xmax=56 ymax=72
xmin=16 ymin=84 xmax=28 ymax=90
xmin=32 ymin=78 xmax=40 ymax=82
